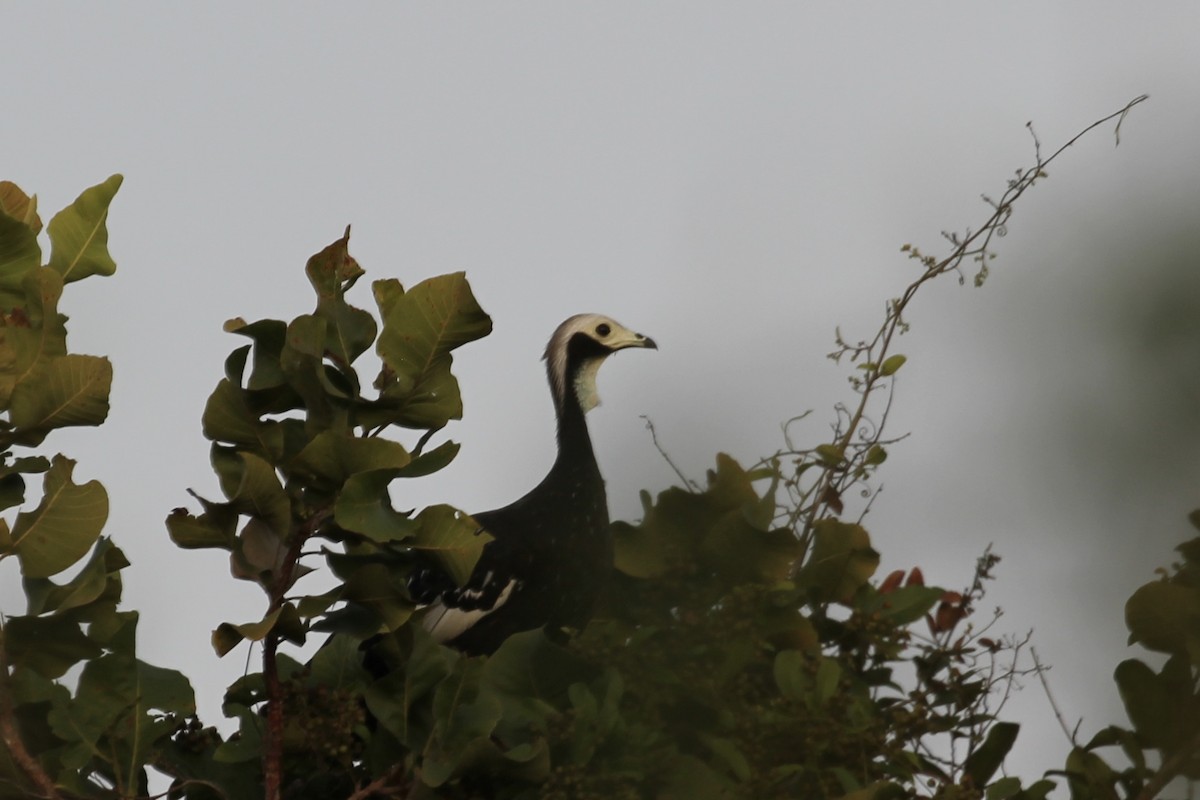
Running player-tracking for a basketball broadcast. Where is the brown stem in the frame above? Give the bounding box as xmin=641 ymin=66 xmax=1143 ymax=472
xmin=262 ymin=632 xmax=283 ymax=800
xmin=1135 ymin=729 xmax=1200 ymax=800
xmin=262 ymin=508 xmax=330 ymax=800
xmin=0 ymin=628 xmax=64 ymax=800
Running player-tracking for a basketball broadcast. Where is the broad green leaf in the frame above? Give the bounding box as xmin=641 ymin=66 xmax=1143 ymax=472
xmin=214 ymin=703 xmax=264 ymax=763
xmin=372 ymin=277 xmax=405 ymax=321
xmin=225 ymin=317 xmax=289 ymax=391
xmin=307 ymin=633 xmax=371 ymax=689
xmin=166 ymin=503 xmax=237 ymax=550
xmin=318 ymin=294 xmax=377 ymax=367
xmin=1125 ymin=580 xmax=1200 ymax=655
xmin=701 ymin=512 xmax=801 ymax=584
xmin=1113 ymin=658 xmax=1189 ymax=749
xmin=335 ymin=468 xmax=417 ymax=541
xmin=815 ymin=656 xmax=841 ymax=705
xmin=376 ymin=272 xmax=491 ymax=429
xmin=878 ymin=584 xmax=943 ymax=625
xmin=365 ymin=628 xmax=456 ymax=742
xmin=774 ymin=650 xmax=809 ymax=701
xmin=423 ymin=659 xmax=504 ymax=785
xmin=9 ymin=353 xmax=112 ymax=434
xmin=2 ymin=614 xmax=102 ymax=677
xmin=291 ymin=430 xmax=410 ymax=488
xmin=797 ymin=519 xmax=879 ymax=603
xmin=411 ymin=504 xmax=490 ymax=586
xmin=11 ymin=455 xmax=108 ymax=578
xmin=337 ymin=561 xmax=417 ymax=633
xmin=0 ymin=268 xmax=68 ymax=407
xmin=395 ymin=439 xmax=460 ymax=478
xmin=46 ymin=173 xmax=122 ymax=283
xmin=879 ymin=354 xmax=907 ymax=376
xmin=0 ymin=181 xmax=42 ymax=231
xmin=305 ymin=230 xmax=376 ymax=365
xmin=202 ymin=378 xmax=284 ymax=457
xmin=1064 ymin=746 xmax=1119 ymax=797
xmin=835 ymin=783 xmax=908 ymax=800
xmin=212 ymin=603 xmax=304 ymax=656
xmin=962 ymin=722 xmax=1019 ymax=787
xmin=48 ymin=649 xmax=195 ymax=788
xmin=616 ymin=454 xmax=765 ymax=579
xmin=698 ymin=735 xmax=753 ymax=781
xmin=0 ymin=205 xmax=42 ymax=296
xmin=305 ymin=227 xmax=364 ymax=298
xmin=231 ymin=518 xmax=288 ymax=579
xmin=662 ymin=755 xmax=735 ymax=800
xmin=23 ymin=537 xmax=128 ymax=616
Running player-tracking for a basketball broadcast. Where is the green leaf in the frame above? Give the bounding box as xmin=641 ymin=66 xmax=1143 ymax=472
xmin=46 ymin=174 xmax=122 ymax=283
xmin=214 ymin=703 xmax=263 ymax=763
xmin=615 ymin=453 xmax=767 ymax=579
xmin=878 ymin=584 xmax=943 ymax=625
xmin=23 ymin=537 xmax=128 ymax=616
xmin=962 ymin=722 xmax=1019 ymax=787
xmin=305 ymin=230 xmax=377 ymax=365
xmin=864 ymin=444 xmax=888 ymax=466
xmin=372 ymin=278 xmax=405 ymax=320
xmin=210 ymin=449 xmax=290 ymax=536
xmin=815 ymin=656 xmax=841 ymax=705
xmin=376 ymin=272 xmax=491 ymax=429
xmin=0 ymin=181 xmax=42 ymax=232
xmin=335 ymin=468 xmax=417 ymax=542
xmin=698 ymin=734 xmax=753 ymax=782
xmin=773 ymin=650 xmax=809 ymax=701
xmin=1125 ymin=580 xmax=1200 ymax=656
xmin=48 ymin=648 xmax=195 ymax=789
xmin=11 ymin=455 xmax=108 ymax=578
xmin=291 ymin=430 xmax=411 ymax=489
xmin=166 ymin=501 xmax=237 ymax=550
xmin=396 ymin=439 xmax=460 ymax=478
xmin=202 ymin=378 xmax=284 ymax=457
xmin=2 ymin=614 xmax=102 ymax=678
xmin=320 ymin=579 xmax=410 ymax=638
xmin=411 ymin=504 xmax=490 ymax=586
xmin=0 ymin=267 xmax=68 ymax=408
xmin=985 ymin=777 xmax=1022 ymax=799
xmin=212 ymin=603 xmax=304 ymax=657
xmin=9 ymin=353 xmax=112 ymax=434
xmin=0 ymin=204 xmax=42 ymax=297
xmin=879 ymin=354 xmax=907 ymax=376
xmin=797 ymin=519 xmax=879 ymax=603
xmin=305 ymin=227 xmax=364 ymax=297
xmin=225 ymin=317 xmax=289 ymax=391
xmin=1112 ymin=658 xmax=1193 ymax=749
xmin=307 ymin=633 xmax=371 ymax=690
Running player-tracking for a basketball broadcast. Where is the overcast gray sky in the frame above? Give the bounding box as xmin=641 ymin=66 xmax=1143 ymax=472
xmin=5 ymin=3 xmax=1200 ymax=789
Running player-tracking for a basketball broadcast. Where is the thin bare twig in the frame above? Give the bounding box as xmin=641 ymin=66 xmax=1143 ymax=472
xmin=794 ymin=95 xmax=1149 ymax=565
xmin=1031 ymin=647 xmax=1078 ymax=747
xmin=641 ymin=416 xmax=699 ymax=492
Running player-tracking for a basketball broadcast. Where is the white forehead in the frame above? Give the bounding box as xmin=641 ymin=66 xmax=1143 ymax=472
xmin=545 ymin=313 xmax=621 ymax=355
xmin=543 ymin=313 xmax=627 ymax=408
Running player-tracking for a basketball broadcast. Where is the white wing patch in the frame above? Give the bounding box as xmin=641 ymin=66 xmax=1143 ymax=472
xmin=422 ymin=578 xmax=518 ymax=643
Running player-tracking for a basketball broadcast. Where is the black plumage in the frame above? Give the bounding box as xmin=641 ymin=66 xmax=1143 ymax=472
xmin=409 ymin=314 xmax=656 ymax=655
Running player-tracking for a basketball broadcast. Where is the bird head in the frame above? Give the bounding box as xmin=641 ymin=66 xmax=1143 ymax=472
xmin=544 ymin=313 xmax=657 ymax=413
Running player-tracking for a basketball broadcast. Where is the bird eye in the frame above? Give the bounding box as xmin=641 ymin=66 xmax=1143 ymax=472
xmin=595 ymin=323 xmax=611 ymax=337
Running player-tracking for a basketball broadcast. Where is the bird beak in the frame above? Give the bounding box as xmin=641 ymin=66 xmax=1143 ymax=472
xmin=614 ymin=331 xmax=656 ymax=351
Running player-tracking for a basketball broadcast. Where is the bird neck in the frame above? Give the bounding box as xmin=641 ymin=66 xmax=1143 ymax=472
xmin=554 ymin=380 xmax=599 ymax=475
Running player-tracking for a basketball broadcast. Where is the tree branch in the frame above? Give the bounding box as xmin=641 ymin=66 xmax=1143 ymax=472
xmin=0 ymin=627 xmax=64 ymax=800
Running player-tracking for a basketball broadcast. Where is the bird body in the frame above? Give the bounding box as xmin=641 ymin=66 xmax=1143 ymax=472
xmin=411 ymin=314 xmax=655 ymax=655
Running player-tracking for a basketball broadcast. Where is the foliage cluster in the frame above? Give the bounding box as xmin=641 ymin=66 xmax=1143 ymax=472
xmin=4 ymin=97 xmax=1196 ymax=800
